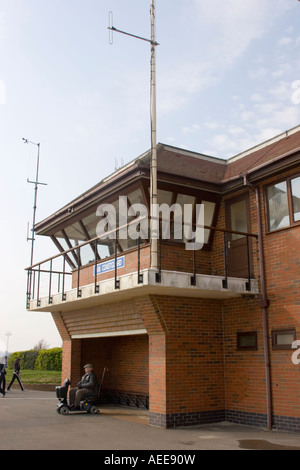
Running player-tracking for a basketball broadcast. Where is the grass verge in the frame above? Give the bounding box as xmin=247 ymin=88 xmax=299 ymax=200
xmin=5 ymin=369 xmax=61 ymax=384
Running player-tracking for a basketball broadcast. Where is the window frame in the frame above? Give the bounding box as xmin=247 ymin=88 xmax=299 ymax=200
xmin=271 ymin=328 xmax=296 ymax=350
xmin=237 ymin=331 xmax=258 ymax=351
xmin=147 ymin=182 xmax=221 ymax=250
xmin=265 ymin=172 xmax=300 ymax=234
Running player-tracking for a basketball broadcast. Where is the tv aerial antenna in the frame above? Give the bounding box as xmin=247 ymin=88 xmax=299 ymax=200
xmin=108 ymin=0 xmax=159 ymax=270
xmin=23 ymin=138 xmax=47 ymax=304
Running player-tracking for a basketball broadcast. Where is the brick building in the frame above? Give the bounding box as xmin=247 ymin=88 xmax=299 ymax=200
xmin=26 ymin=125 xmax=300 ymax=430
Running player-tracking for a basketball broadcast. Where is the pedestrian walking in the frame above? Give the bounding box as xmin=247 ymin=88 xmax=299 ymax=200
xmin=7 ymin=358 xmax=25 ymax=391
xmin=0 ymin=356 xmax=7 ymax=397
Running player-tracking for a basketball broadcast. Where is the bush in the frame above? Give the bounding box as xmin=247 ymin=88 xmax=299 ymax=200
xmin=8 ymin=347 xmax=62 ymax=371
xmin=8 ymin=350 xmax=39 ymax=370
xmin=7 ymin=352 xmax=23 ymax=369
xmin=34 ymin=348 xmax=62 ymax=371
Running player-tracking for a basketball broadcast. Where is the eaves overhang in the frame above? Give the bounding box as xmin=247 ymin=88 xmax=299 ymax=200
xmin=221 ymin=147 xmax=300 ymax=195
xmin=34 ymin=128 xmax=300 ymax=236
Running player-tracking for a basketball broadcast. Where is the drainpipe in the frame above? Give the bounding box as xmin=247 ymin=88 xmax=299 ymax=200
xmin=243 ymin=175 xmax=272 ymax=430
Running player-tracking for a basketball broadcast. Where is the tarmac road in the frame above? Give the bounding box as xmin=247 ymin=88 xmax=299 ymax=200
xmin=1 ymin=389 xmax=300 ymax=452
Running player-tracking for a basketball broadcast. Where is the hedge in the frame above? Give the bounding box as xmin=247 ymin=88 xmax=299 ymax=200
xmin=8 ymin=350 xmax=39 ymax=370
xmin=7 ymin=348 xmax=62 ymax=371
xmin=34 ymin=348 xmax=62 ymax=371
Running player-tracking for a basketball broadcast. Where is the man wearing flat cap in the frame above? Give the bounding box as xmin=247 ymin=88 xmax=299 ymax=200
xmin=69 ymin=363 xmax=98 ymax=409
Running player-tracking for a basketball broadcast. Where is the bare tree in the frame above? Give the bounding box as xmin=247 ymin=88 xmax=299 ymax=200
xmin=33 ymin=339 xmax=50 ymax=351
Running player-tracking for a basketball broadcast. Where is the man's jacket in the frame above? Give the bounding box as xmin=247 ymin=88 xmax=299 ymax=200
xmin=77 ymin=371 xmax=98 ymax=391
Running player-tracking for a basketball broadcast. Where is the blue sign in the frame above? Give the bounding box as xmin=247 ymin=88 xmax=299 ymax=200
xmin=94 ymin=256 xmax=125 ymax=276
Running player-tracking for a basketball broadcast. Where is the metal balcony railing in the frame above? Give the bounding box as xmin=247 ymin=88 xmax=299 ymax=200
xmin=25 ymin=220 xmax=258 ymax=309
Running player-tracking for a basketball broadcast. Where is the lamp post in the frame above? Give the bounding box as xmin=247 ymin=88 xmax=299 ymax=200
xmin=5 ymin=331 xmax=11 ymax=355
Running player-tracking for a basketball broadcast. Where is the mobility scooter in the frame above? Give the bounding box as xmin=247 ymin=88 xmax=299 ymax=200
xmin=56 ymin=367 xmax=107 ymax=415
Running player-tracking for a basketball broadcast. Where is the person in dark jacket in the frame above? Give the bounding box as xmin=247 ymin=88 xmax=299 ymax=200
xmin=7 ymin=358 xmax=25 ymax=391
xmin=69 ymin=364 xmax=98 ymax=409
xmin=0 ymin=356 xmax=7 ymax=397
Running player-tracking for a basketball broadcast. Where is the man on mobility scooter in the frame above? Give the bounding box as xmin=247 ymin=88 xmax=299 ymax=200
xmin=56 ymin=364 xmax=104 ymax=415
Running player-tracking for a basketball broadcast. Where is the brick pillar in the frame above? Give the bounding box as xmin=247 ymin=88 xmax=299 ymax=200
xmin=148 ymin=334 xmax=167 ymax=426
xmin=134 ymin=296 xmax=168 ymax=427
xmin=60 ymin=339 xmax=82 ymax=385
xmin=51 ymin=312 xmax=81 ymax=385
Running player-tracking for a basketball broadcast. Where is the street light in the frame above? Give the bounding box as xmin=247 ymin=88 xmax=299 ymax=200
xmin=5 ymin=332 xmax=11 ymax=355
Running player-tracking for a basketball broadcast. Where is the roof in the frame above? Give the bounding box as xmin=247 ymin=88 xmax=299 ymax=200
xmin=35 ymin=124 xmax=300 ymax=235
xmin=224 ymin=125 xmax=300 ymax=181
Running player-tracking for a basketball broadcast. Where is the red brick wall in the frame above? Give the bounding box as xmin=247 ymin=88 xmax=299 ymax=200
xmin=153 ymin=296 xmax=224 ymax=415
xmin=57 ymin=300 xmax=145 ymax=338
xmin=259 ymin=169 xmax=300 ymax=419
xmin=223 ymin=167 xmax=300 ymax=420
xmin=160 ymin=243 xmax=212 ymax=275
xmin=148 ymin=335 xmax=166 ymax=414
xmin=223 ymin=297 xmax=267 ymax=415
xmin=79 ymin=335 xmax=149 ymax=394
xmin=56 ymin=295 xmax=225 ymax=418
xmin=72 ymin=244 xmax=150 ymax=289
xmin=60 ymin=339 xmax=81 ymax=386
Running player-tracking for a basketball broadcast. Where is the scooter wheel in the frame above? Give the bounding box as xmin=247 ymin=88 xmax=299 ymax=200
xmin=60 ymin=405 xmax=70 ymax=415
xmin=89 ymin=405 xmax=98 ymax=414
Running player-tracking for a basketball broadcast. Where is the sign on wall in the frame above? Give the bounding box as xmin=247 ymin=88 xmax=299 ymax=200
xmin=94 ymin=256 xmax=125 ymax=276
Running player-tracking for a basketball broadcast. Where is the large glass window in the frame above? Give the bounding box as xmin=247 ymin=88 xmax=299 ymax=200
xmin=267 ymin=181 xmax=289 ymax=231
xmin=291 ymin=176 xmax=300 ymax=222
xmin=266 ymin=174 xmax=300 ymax=232
xmin=229 ymin=199 xmax=248 ymax=240
xmin=202 ymin=201 xmax=216 ymax=243
xmin=51 ymin=185 xmax=219 ymax=267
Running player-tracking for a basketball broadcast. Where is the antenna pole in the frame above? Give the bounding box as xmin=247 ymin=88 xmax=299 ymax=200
xmin=23 ymin=138 xmax=47 ymax=306
xmin=150 ymin=0 xmax=158 ymax=269
xmin=107 ymin=1 xmax=159 ymax=270
xmin=30 ymin=142 xmax=40 ymax=266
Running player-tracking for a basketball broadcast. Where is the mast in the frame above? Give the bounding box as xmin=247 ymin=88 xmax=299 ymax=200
xmin=108 ymin=1 xmax=159 ymax=270
xmin=150 ymin=0 xmax=158 ymax=269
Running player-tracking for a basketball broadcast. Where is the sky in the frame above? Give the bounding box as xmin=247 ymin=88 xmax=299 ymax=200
xmin=0 ymin=0 xmax=300 ymax=354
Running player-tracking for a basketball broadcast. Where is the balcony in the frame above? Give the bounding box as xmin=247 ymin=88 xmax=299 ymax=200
xmin=25 ymin=222 xmax=259 ymax=312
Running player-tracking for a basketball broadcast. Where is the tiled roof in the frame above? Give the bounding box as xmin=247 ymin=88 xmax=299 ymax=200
xmin=156 ymin=126 xmax=300 ymax=184
xmin=35 ymin=125 xmax=300 ymax=234
xmin=224 ymin=126 xmax=300 ymax=182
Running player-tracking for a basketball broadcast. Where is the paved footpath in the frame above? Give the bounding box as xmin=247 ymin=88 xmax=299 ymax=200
xmin=1 ymin=390 xmax=300 ymax=453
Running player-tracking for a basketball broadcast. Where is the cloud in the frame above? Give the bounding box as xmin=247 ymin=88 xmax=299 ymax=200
xmin=182 ymin=124 xmax=202 ymax=134
xmin=278 ymin=37 xmax=293 ymax=47
xmin=75 ymin=92 xmax=103 ymax=108
xmin=194 ymin=0 xmax=291 ymax=65
xmin=0 ymin=12 xmax=6 ymax=48
xmin=158 ymin=62 xmax=217 ymax=114
xmin=0 ymin=80 xmax=6 ymax=104
xmin=157 ymin=0 xmax=293 ymax=118
xmin=203 ymin=121 xmax=219 ymax=130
